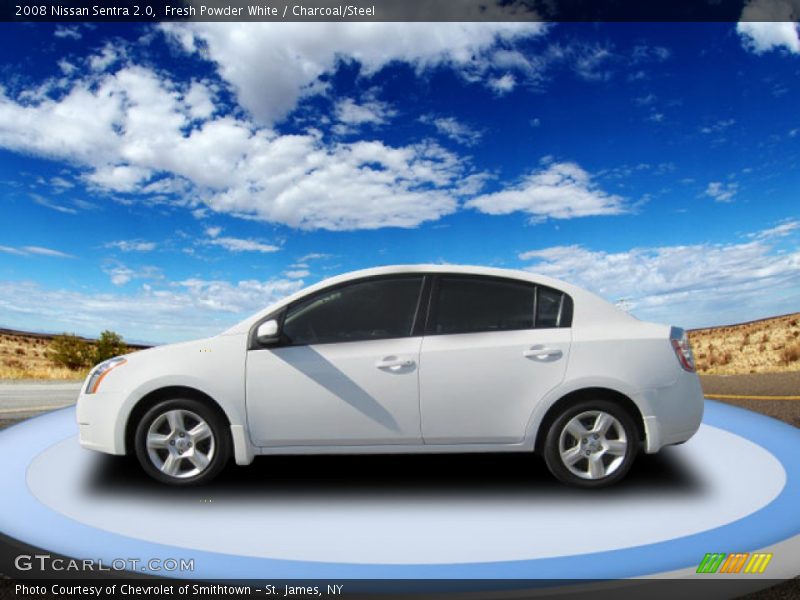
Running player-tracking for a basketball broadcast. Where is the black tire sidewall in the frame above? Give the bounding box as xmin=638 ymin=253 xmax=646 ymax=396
xmin=134 ymin=398 xmax=231 ymax=486
xmin=543 ymin=399 xmax=639 ymax=488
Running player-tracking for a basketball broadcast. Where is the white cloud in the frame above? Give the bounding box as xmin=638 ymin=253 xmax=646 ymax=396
xmin=631 ymin=45 xmax=671 ymax=63
xmin=751 ymin=219 xmax=800 ymax=239
xmin=177 ymin=277 xmax=303 ymax=312
xmin=30 ymin=193 xmax=77 ymax=214
xmin=50 ymin=176 xmax=74 ymax=189
xmin=0 ymin=245 xmax=74 ymax=258
xmin=297 ymin=252 xmax=331 ymax=262
xmin=420 ymin=115 xmax=482 ymax=146
xmin=488 ymin=73 xmax=517 ymax=94
xmin=106 ymin=265 xmax=134 ymax=286
xmin=634 ymin=93 xmax=656 ymax=106
xmin=54 ymin=26 xmax=82 ymax=40
xmin=184 ymin=81 xmax=216 ymax=120
xmin=700 ymin=119 xmax=735 ymax=134
xmin=103 ymin=263 xmax=162 ymax=286
xmin=105 ymin=240 xmax=157 ymax=252
xmin=705 ymin=181 xmax=738 ymax=202
xmin=0 ymin=276 xmax=305 ymax=343
xmin=85 ymin=165 xmax=152 ymax=192
xmin=89 ymin=43 xmax=121 ymax=71
xmin=518 ymin=230 xmax=800 ymax=327
xmin=205 ymin=226 xmax=222 ymax=238
xmin=160 ymin=22 xmax=546 ymax=124
xmin=0 ymin=246 xmax=26 ymax=256
xmin=572 ymin=45 xmax=614 ymax=81
xmin=0 ymin=64 xmax=468 ymax=231
xmin=737 ymin=1 xmax=800 ymax=55
xmin=466 ymin=161 xmax=627 ymax=221
xmin=58 ymin=59 xmax=77 ymax=76
xmin=284 ymin=269 xmax=310 ymax=279
xmin=206 ymin=237 xmax=280 ymax=253
xmin=334 ymin=97 xmax=395 ymax=127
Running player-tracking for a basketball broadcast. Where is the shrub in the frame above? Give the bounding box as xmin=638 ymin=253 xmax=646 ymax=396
xmin=15 ymin=348 xmax=25 ymax=356
xmin=48 ymin=334 xmax=92 ymax=370
xmin=780 ymin=342 xmax=800 ymax=365
xmin=93 ymin=330 xmax=128 ymax=364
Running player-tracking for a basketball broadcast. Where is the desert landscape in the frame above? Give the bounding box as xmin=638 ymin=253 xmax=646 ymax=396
xmin=0 ymin=328 xmax=146 ymax=380
xmin=688 ymin=312 xmax=800 ymax=375
xmin=0 ymin=330 xmax=88 ymax=380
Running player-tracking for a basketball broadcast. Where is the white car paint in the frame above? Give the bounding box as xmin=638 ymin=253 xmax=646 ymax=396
xmin=76 ymin=265 xmax=703 ymax=473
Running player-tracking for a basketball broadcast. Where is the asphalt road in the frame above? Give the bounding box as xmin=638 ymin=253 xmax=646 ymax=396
xmin=700 ymin=372 xmax=800 ymax=430
xmin=701 ymin=371 xmax=800 ymax=397
xmin=0 ymin=380 xmax=82 ymax=419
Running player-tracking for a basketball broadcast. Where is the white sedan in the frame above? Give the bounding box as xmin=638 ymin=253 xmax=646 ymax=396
xmin=77 ymin=265 xmax=703 ymax=487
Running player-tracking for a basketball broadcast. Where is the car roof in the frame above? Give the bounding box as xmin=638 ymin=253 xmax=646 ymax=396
xmin=308 ymin=264 xmax=577 ymax=291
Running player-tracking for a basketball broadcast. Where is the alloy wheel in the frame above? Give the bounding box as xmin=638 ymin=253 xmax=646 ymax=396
xmin=557 ymin=410 xmax=628 ymax=480
xmin=145 ymin=409 xmax=216 ymax=479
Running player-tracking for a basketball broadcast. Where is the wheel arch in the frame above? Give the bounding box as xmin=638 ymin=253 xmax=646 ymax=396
xmin=124 ymin=385 xmax=231 ymax=456
xmin=533 ymin=387 xmax=646 ymax=454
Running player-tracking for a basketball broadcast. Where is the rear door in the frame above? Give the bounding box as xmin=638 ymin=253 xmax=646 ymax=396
xmin=419 ymin=276 xmax=572 ymax=444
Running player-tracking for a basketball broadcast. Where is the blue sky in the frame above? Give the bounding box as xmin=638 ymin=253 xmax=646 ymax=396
xmin=0 ymin=21 xmax=798 ymax=343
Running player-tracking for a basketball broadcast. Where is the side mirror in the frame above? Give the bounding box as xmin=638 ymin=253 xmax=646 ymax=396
xmin=256 ymin=319 xmax=280 ymax=346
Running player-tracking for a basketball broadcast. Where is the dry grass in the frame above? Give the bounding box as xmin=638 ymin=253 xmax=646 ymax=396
xmin=0 ymin=332 xmax=92 ymax=380
xmin=689 ymin=312 xmax=800 ymax=375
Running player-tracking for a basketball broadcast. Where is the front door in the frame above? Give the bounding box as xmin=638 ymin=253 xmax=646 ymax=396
xmin=245 ymin=276 xmax=425 ymax=447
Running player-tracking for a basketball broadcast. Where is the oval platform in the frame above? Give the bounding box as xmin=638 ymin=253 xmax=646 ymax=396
xmin=1 ymin=401 xmax=799 ymax=580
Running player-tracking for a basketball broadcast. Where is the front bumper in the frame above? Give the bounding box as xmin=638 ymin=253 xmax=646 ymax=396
xmin=76 ymin=389 xmax=128 ymax=456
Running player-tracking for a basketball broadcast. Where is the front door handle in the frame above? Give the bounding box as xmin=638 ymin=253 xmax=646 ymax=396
xmin=376 ymin=357 xmax=415 ymax=371
xmin=523 ymin=346 xmax=563 ymax=361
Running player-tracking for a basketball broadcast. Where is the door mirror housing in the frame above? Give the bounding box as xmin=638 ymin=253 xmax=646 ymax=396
xmin=256 ymin=319 xmax=281 ymax=346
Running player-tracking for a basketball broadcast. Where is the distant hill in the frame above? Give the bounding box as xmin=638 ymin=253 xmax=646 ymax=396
xmin=688 ymin=313 xmax=800 ymax=375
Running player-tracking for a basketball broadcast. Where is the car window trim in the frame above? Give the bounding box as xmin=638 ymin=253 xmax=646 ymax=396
xmin=427 ymin=273 xmax=573 ymax=336
xmin=250 ymin=273 xmax=427 ymax=349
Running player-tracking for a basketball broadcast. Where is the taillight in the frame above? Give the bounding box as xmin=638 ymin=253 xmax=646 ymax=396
xmin=670 ymin=328 xmax=696 ymax=372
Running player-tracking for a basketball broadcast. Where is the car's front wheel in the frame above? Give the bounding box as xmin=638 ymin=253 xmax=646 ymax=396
xmin=543 ymin=399 xmax=638 ymax=488
xmin=134 ymin=398 xmax=230 ymax=485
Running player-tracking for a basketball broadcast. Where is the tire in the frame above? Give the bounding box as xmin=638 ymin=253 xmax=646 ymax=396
xmin=134 ymin=398 xmax=231 ymax=485
xmin=543 ymin=399 xmax=639 ymax=488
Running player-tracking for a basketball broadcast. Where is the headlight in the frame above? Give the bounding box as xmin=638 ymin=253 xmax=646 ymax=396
xmin=85 ymin=357 xmax=127 ymax=394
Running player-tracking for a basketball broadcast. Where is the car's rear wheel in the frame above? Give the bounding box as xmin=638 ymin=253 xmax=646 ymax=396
xmin=543 ymin=399 xmax=638 ymax=488
xmin=134 ymin=398 xmax=230 ymax=485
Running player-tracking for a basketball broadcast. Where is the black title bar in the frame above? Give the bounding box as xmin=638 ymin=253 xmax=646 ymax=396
xmin=3 ymin=0 xmax=800 ymax=22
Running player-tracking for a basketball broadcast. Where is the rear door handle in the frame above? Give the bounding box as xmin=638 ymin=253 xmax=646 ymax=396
xmin=523 ymin=346 xmax=563 ymax=361
xmin=376 ymin=357 xmax=415 ymax=371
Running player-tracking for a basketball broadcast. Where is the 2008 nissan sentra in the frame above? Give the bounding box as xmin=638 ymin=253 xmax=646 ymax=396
xmin=77 ymin=265 xmax=704 ymax=487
